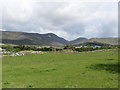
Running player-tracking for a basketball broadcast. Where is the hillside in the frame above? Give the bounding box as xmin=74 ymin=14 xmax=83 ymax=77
xmin=88 ymin=38 xmax=119 ymax=45
xmin=73 ymin=38 xmax=119 ymax=46
xmin=74 ymin=41 xmax=112 ymax=46
xmin=70 ymin=37 xmax=88 ymax=45
xmin=0 ymin=31 xmax=119 ymax=46
xmin=0 ymin=31 xmax=69 ymax=46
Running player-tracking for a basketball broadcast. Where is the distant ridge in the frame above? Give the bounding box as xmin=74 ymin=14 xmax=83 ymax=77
xmin=72 ymin=37 xmax=119 ymax=46
xmin=70 ymin=37 xmax=88 ymax=44
xmin=88 ymin=38 xmax=119 ymax=45
xmin=0 ymin=31 xmax=119 ymax=46
xmin=0 ymin=31 xmax=69 ymax=46
xmin=74 ymin=41 xmax=112 ymax=47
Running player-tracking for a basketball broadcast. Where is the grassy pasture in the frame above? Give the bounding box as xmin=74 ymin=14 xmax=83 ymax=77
xmin=2 ymin=51 xmax=119 ymax=88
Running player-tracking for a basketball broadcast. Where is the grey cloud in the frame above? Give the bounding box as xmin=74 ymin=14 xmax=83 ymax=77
xmin=2 ymin=0 xmax=118 ymax=40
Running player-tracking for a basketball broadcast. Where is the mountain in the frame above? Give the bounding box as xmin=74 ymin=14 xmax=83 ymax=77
xmin=88 ymin=38 xmax=119 ymax=45
xmin=0 ymin=31 xmax=69 ymax=46
xmin=70 ymin=37 xmax=88 ymax=45
xmin=74 ymin=41 xmax=112 ymax=46
xmin=0 ymin=31 xmax=119 ymax=46
xmin=73 ymin=38 xmax=119 ymax=46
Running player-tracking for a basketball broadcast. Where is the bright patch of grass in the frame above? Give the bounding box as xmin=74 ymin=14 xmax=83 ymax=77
xmin=2 ymin=51 xmax=119 ymax=88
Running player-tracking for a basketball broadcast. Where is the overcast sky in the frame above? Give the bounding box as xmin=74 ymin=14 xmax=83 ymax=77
xmin=1 ymin=0 xmax=118 ymax=40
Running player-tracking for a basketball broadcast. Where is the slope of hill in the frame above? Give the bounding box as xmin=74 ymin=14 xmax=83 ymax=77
xmin=0 ymin=31 xmax=119 ymax=46
xmin=73 ymin=38 xmax=119 ymax=46
xmin=0 ymin=31 xmax=69 ymax=46
xmin=74 ymin=41 xmax=112 ymax=46
xmin=88 ymin=38 xmax=119 ymax=45
xmin=70 ymin=37 xmax=88 ymax=45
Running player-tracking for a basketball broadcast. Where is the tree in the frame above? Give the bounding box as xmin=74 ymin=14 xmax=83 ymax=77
xmin=5 ymin=45 xmax=14 ymax=52
xmin=64 ymin=45 xmax=75 ymax=50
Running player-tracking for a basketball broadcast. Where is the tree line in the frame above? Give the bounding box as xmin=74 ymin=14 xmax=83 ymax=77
xmin=1 ymin=44 xmax=119 ymax=52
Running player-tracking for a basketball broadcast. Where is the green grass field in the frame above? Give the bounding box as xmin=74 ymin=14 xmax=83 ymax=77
xmin=2 ymin=51 xmax=119 ymax=88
